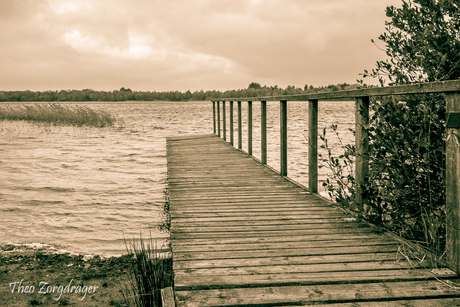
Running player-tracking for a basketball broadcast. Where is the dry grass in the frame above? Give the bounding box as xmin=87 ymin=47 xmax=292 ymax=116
xmin=0 ymin=103 xmax=117 ymax=127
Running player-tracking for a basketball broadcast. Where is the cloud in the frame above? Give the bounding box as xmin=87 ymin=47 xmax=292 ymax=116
xmin=0 ymin=0 xmax=402 ymax=91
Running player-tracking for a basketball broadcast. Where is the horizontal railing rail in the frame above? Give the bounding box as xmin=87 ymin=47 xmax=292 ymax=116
xmin=211 ymin=79 xmax=460 ymax=274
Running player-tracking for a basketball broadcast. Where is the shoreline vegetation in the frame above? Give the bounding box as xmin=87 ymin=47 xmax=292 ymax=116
xmin=0 ymin=103 xmax=118 ymax=128
xmin=0 ymin=82 xmax=362 ymax=103
xmin=0 ymin=242 xmax=173 ymax=306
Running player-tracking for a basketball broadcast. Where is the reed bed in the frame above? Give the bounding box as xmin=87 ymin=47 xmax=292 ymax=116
xmin=0 ymin=103 xmax=117 ymax=127
xmin=122 ymin=234 xmax=173 ymax=307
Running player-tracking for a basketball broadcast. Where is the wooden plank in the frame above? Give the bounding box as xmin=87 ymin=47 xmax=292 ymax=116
xmin=171 ymin=224 xmax=374 ymax=234
xmin=174 ymin=280 xmax=460 ymax=306
xmin=172 ymin=245 xmax=400 ymax=261
xmin=171 ymin=238 xmax=400 ymax=252
xmin=175 ymin=269 xmax=452 ymax=289
xmin=170 ymin=228 xmax=380 ymax=239
xmin=173 ymin=253 xmax=405 ymax=270
xmin=171 ymin=208 xmax=344 ymax=215
xmin=161 ymin=287 xmax=176 ymax=307
xmin=308 ymin=297 xmax=460 ymax=307
xmin=171 ymin=233 xmax=390 ymax=247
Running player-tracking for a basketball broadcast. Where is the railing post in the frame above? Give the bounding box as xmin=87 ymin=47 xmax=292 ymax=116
xmin=213 ymin=101 xmax=216 ymax=134
xmin=217 ymin=101 xmax=221 ymax=137
xmin=230 ymin=101 xmax=234 ymax=146
xmin=446 ymin=92 xmax=460 ymax=274
xmin=223 ymin=101 xmax=226 ymax=141
xmin=248 ymin=101 xmax=253 ymax=155
xmin=261 ymin=101 xmax=267 ymax=164
xmin=355 ymin=96 xmax=369 ymax=212
xmin=309 ymin=99 xmax=318 ymax=193
xmin=238 ymin=101 xmax=242 ymax=150
xmin=280 ymin=100 xmax=287 ymax=176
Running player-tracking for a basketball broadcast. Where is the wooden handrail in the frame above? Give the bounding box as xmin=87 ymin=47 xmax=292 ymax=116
xmin=212 ymin=79 xmax=460 ymax=274
xmin=217 ymin=79 xmax=460 ymax=102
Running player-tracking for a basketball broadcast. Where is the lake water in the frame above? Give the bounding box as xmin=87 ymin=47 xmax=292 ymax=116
xmin=0 ymin=100 xmax=354 ymax=256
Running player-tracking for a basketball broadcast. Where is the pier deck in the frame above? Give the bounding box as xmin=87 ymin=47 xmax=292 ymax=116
xmin=166 ymin=134 xmax=460 ymax=306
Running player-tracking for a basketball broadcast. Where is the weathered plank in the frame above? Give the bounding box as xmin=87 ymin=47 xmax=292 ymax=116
xmin=172 ymin=252 xmax=406 ymax=270
xmin=174 ymin=280 xmax=460 ymax=306
xmin=167 ymin=134 xmax=459 ymax=306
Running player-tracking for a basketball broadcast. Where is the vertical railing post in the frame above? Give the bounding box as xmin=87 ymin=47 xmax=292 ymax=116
xmin=309 ymin=99 xmax=318 ymax=193
xmin=280 ymin=100 xmax=287 ymax=176
xmin=238 ymin=101 xmax=242 ymax=150
xmin=248 ymin=101 xmax=253 ymax=155
xmin=223 ymin=101 xmax=226 ymax=141
xmin=446 ymin=92 xmax=460 ymax=274
xmin=213 ymin=101 xmax=216 ymax=134
xmin=261 ymin=101 xmax=267 ymax=164
xmin=355 ymin=96 xmax=369 ymax=212
xmin=217 ymin=101 xmax=221 ymax=137
xmin=230 ymin=101 xmax=234 ymax=146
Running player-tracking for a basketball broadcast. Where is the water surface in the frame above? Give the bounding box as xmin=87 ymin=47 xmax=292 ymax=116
xmin=0 ymin=100 xmax=354 ymax=256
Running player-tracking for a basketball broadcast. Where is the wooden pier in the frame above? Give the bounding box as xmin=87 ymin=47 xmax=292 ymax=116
xmin=167 ymin=134 xmax=460 ymax=306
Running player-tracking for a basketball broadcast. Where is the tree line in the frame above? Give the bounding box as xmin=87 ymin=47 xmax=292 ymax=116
xmin=0 ymin=83 xmax=360 ymax=102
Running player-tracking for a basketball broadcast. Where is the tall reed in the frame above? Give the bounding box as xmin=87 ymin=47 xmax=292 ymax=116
xmin=0 ymin=103 xmax=117 ymax=127
xmin=122 ymin=234 xmax=173 ymax=307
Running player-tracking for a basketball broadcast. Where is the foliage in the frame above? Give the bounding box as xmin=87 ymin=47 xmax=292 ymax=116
xmin=360 ymin=0 xmax=459 ymax=255
xmin=122 ymin=234 xmax=173 ymax=307
xmin=248 ymin=82 xmax=262 ymax=89
xmin=0 ymin=103 xmax=117 ymax=127
xmin=0 ymin=83 xmax=360 ymax=103
xmin=364 ymin=94 xmax=446 ymax=254
xmin=363 ymin=0 xmax=460 ymax=85
xmin=319 ymin=1 xmax=459 ymax=258
xmin=318 ymin=125 xmax=355 ymax=208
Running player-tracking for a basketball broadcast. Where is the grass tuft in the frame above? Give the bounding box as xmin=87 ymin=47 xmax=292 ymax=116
xmin=0 ymin=103 xmax=117 ymax=127
xmin=122 ymin=233 xmax=173 ymax=307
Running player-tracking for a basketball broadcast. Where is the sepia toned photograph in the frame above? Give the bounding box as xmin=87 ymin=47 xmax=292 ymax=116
xmin=1 ymin=0 xmax=460 ymax=306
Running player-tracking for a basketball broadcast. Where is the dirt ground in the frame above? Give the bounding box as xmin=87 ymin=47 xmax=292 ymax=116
xmin=0 ymin=244 xmax=136 ymax=307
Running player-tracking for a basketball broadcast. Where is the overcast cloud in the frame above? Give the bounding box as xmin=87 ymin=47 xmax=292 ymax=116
xmin=0 ymin=0 xmax=401 ymax=92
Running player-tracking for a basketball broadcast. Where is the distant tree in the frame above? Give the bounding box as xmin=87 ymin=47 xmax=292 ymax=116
xmin=248 ymin=82 xmax=262 ymax=89
xmin=0 ymin=91 xmax=7 ymax=102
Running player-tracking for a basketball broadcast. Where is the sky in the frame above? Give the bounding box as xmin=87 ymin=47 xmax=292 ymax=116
xmin=0 ymin=0 xmax=402 ymax=92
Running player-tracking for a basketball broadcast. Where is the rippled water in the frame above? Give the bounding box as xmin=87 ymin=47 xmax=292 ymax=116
xmin=0 ymin=100 xmax=354 ymax=256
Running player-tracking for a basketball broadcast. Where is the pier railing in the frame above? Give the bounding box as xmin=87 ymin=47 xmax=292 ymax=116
xmin=211 ymin=79 xmax=460 ymax=274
